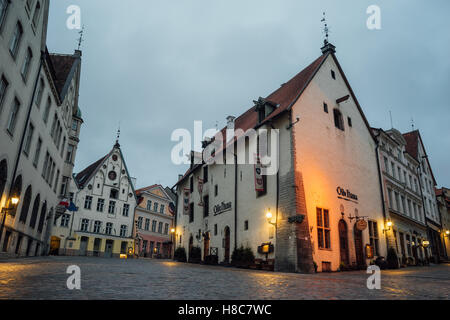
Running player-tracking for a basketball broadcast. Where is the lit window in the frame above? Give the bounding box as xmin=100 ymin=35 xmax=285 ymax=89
xmin=317 ymin=208 xmax=331 ymax=249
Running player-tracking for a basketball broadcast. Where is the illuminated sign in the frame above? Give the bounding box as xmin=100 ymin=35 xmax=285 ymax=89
xmin=337 ymin=187 xmax=358 ymax=202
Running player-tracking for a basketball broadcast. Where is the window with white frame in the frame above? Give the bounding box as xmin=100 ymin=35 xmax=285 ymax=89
xmin=120 ymin=225 xmax=127 ymax=237
xmin=81 ymin=218 xmax=89 ymax=232
xmin=123 ymin=204 xmax=129 ymax=217
xmin=105 ymin=222 xmax=113 ymax=235
xmin=108 ymin=200 xmax=115 ymax=214
xmin=93 ymin=221 xmax=101 ymax=233
xmin=97 ymin=198 xmax=104 ymax=212
xmin=84 ymin=196 xmax=92 ymax=210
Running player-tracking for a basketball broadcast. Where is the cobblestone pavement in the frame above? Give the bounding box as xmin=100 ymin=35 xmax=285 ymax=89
xmin=0 ymin=256 xmax=448 ymax=300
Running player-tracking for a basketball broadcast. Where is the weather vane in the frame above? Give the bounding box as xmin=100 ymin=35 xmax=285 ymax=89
xmin=321 ymin=12 xmax=330 ymax=45
xmin=77 ymin=25 xmax=85 ymax=50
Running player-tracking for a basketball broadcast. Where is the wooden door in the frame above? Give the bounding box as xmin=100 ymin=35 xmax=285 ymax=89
xmin=339 ymin=220 xmax=350 ymax=266
xmin=354 ymin=225 xmax=365 ymax=268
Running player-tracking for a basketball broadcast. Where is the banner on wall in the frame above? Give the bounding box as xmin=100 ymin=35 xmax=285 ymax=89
xmin=254 ymin=154 xmax=264 ymax=192
xmin=183 ymin=188 xmax=190 ymax=215
xmin=198 ymin=178 xmax=204 ymax=207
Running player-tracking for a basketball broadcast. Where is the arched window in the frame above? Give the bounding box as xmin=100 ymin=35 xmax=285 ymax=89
xmin=0 ymin=159 xmax=7 ymax=202
xmin=29 ymin=194 xmax=40 ymax=229
xmin=333 ymin=108 xmax=345 ymax=131
xmin=37 ymin=201 xmax=46 ymax=233
xmin=19 ymin=185 xmax=32 ymax=223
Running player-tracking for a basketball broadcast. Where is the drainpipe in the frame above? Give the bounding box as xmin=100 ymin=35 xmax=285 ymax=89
xmin=234 ymin=150 xmax=238 ymax=250
xmin=374 ymin=134 xmax=389 ymax=254
xmin=0 ymin=52 xmax=44 ymax=244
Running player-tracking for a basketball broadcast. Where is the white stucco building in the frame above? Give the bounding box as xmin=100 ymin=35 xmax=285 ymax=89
xmin=50 ymin=141 xmax=137 ymax=258
xmin=0 ymin=0 xmax=83 ymax=257
xmin=174 ymin=42 xmax=388 ymax=273
xmin=373 ymin=128 xmax=430 ymax=265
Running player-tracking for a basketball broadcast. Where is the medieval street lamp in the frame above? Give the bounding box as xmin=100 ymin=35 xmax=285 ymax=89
xmin=383 ymin=220 xmax=393 ymax=233
xmin=266 ymin=209 xmax=276 ymax=226
xmin=0 ymin=196 xmax=20 ymax=243
xmin=422 ymin=240 xmax=430 ymax=248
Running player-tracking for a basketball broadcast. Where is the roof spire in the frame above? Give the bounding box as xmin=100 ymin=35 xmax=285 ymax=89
xmin=77 ymin=26 xmax=85 ymax=50
xmin=115 ymin=123 xmax=121 ymax=148
xmin=320 ymin=12 xmax=336 ymax=54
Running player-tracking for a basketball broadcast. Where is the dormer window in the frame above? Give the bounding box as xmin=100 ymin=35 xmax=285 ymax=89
xmin=333 ymin=109 xmax=344 ymax=131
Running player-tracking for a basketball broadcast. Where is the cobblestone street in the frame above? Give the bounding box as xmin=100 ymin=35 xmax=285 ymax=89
xmin=0 ymin=256 xmax=448 ymax=300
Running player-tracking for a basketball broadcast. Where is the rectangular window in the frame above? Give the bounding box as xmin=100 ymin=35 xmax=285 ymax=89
xmin=123 ymin=204 xmax=129 ymax=217
xmin=189 ymin=176 xmax=193 ymax=192
xmin=0 ymin=0 xmax=9 ymax=29
xmin=146 ymin=200 xmax=152 ymax=210
xmin=317 ymin=208 xmax=331 ymax=249
xmin=347 ymin=117 xmax=352 ymax=127
xmin=145 ymin=218 xmax=150 ymax=230
xmin=23 ymin=123 xmax=34 ymax=156
xmin=214 ymin=224 xmax=218 ymax=236
xmin=53 ymin=169 xmax=59 ymax=193
xmin=323 ymin=102 xmax=328 ymax=113
xmin=214 ymin=185 xmax=218 ymax=197
xmin=81 ymin=219 xmax=89 ymax=232
xmin=158 ymin=222 xmax=163 ymax=233
xmin=331 ymin=70 xmax=336 ymax=79
xmin=9 ymin=22 xmax=23 ymax=58
xmin=43 ymin=97 xmax=51 ymax=123
xmin=60 ymin=176 xmax=69 ymax=197
xmin=203 ymin=165 xmax=208 ymax=182
xmin=151 ymin=220 xmax=156 ymax=232
xmin=137 ymin=217 xmax=143 ymax=229
xmin=105 ymin=223 xmax=113 ymax=235
xmin=333 ymin=109 xmax=344 ymax=131
xmin=7 ymin=98 xmax=20 ymax=135
xmin=244 ymin=220 xmax=249 ymax=231
xmin=189 ymin=203 xmax=194 ymax=223
xmin=66 ymin=144 xmax=74 ymax=163
xmin=61 ymin=214 xmax=70 ymax=228
xmin=120 ymin=225 xmax=127 ymax=237
xmin=368 ymin=221 xmax=380 ymax=256
xmin=153 ymin=202 xmax=158 ymax=212
xmin=108 ymin=200 xmax=116 ymax=214
xmin=33 ymin=138 xmax=42 ymax=168
xmin=383 ymin=157 xmax=389 ymax=173
xmin=160 ymin=204 xmax=165 ymax=213
xmin=0 ymin=75 xmax=9 ymax=112
xmin=35 ymin=78 xmax=44 ymax=108
xmin=21 ymin=48 xmax=32 ymax=80
xmin=164 ymin=223 xmax=169 ymax=235
xmin=84 ymin=196 xmax=92 ymax=210
xmin=97 ymin=198 xmax=105 ymax=212
xmin=93 ymin=221 xmax=101 ymax=233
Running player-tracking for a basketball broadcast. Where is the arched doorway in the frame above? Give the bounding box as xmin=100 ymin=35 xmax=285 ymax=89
xmin=203 ymin=232 xmax=210 ymax=261
xmin=354 ymin=223 xmax=365 ymax=268
xmin=0 ymin=160 xmax=7 ymax=202
xmin=29 ymin=194 xmax=40 ymax=229
xmin=18 ymin=185 xmax=32 ymax=223
xmin=49 ymin=236 xmax=60 ymax=255
xmin=339 ymin=219 xmax=350 ymax=267
xmin=224 ymin=226 xmax=230 ymax=263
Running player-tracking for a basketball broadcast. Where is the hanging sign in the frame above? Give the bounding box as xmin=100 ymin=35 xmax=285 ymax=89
xmin=198 ymin=178 xmax=204 ymax=207
xmin=183 ymin=188 xmax=190 ymax=215
xmin=254 ymin=154 xmax=264 ymax=192
xmin=356 ymin=219 xmax=368 ymax=231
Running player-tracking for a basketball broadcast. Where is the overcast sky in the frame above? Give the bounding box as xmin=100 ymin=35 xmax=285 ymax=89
xmin=46 ymin=0 xmax=450 ymax=189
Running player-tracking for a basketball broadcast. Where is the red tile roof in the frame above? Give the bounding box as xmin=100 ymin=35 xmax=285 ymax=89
xmin=403 ymin=130 xmax=419 ymax=160
xmin=174 ymin=53 xmax=329 ymax=187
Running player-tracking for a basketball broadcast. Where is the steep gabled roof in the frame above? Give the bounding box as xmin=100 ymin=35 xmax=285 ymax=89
xmin=403 ymin=130 xmax=437 ymax=185
xmin=48 ymin=52 xmax=80 ymax=102
xmin=74 ymin=154 xmax=109 ymax=189
xmin=136 ymin=184 xmax=174 ymax=202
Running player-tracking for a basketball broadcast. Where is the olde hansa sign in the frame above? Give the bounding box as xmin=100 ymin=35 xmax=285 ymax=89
xmin=336 ymin=187 xmax=358 ymax=203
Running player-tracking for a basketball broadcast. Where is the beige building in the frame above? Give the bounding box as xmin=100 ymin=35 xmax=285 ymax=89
xmin=174 ymin=42 xmax=387 ymax=273
xmin=0 ymin=0 xmax=83 ymax=257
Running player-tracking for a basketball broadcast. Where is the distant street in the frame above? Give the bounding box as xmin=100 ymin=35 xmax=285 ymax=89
xmin=0 ymin=257 xmax=448 ymax=300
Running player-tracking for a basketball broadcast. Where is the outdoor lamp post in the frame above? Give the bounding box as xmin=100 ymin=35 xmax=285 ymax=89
xmin=171 ymin=228 xmax=175 ymax=259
